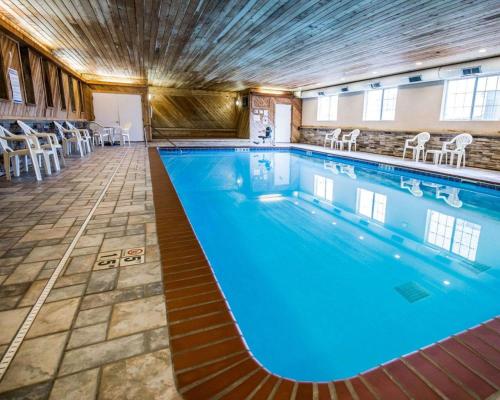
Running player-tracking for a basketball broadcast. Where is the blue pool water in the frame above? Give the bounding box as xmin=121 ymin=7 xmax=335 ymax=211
xmin=160 ymin=148 xmax=500 ymax=381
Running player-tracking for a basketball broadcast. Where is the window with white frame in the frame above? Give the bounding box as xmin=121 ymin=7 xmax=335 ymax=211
xmin=442 ymin=75 xmax=500 ymax=121
xmin=314 ymin=174 xmax=333 ymax=202
xmin=363 ymin=88 xmax=398 ymax=121
xmin=317 ymin=95 xmax=338 ymax=121
xmin=425 ymin=209 xmax=481 ymax=261
xmin=356 ymin=188 xmax=387 ymax=223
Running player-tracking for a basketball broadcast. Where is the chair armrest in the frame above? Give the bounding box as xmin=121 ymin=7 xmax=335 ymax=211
xmin=2 ymin=135 xmax=29 ymax=143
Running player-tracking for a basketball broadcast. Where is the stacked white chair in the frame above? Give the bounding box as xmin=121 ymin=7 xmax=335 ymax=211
xmin=65 ymin=121 xmax=93 ymax=153
xmin=0 ymin=125 xmax=50 ymax=181
xmin=54 ymin=121 xmax=86 ymax=157
xmin=17 ymin=120 xmax=63 ymax=171
xmin=403 ymin=132 xmax=430 ymax=162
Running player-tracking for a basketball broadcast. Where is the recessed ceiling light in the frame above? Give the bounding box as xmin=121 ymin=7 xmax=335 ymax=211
xmin=478 ymin=48 xmax=487 ymax=53
xmin=443 ymin=280 xmax=451 ymax=286
xmin=394 ymin=254 xmax=401 ymax=259
xmin=359 ymin=235 xmax=364 ymax=240
xmin=415 ymin=61 xmax=423 ymax=66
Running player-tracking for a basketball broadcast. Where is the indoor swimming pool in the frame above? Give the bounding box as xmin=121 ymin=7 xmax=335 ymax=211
xmin=160 ymin=147 xmax=500 ymax=381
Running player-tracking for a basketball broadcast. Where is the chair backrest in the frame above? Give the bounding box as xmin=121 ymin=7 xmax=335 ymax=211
xmin=53 ymin=121 xmax=66 ymax=133
xmin=332 ymin=128 xmax=341 ymax=139
xmin=17 ymin=120 xmax=36 ymax=135
xmin=454 ymin=133 xmax=473 ymax=151
xmin=66 ymin=121 xmax=77 ymax=130
xmin=350 ymin=129 xmax=360 ymax=141
xmin=0 ymin=126 xmax=13 ymax=152
xmin=416 ymin=131 xmax=430 ymax=145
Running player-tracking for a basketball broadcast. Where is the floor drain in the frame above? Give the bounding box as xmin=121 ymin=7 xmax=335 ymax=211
xmin=395 ymin=282 xmax=429 ymax=303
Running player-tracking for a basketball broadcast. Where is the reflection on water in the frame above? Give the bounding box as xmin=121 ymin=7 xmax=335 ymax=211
xmin=240 ymin=151 xmax=496 ymax=268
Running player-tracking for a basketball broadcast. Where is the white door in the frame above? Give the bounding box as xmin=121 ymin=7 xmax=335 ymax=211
xmin=274 ymin=103 xmax=291 ymax=143
xmin=92 ymin=93 xmax=144 ymax=142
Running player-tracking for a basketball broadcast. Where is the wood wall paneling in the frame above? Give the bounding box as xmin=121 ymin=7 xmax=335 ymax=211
xmin=0 ymin=30 xmax=89 ymax=121
xmin=249 ymin=91 xmax=301 ymax=142
xmin=150 ymin=87 xmax=240 ymax=139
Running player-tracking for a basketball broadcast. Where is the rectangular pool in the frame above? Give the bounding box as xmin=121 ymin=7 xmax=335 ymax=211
xmin=159 ymin=148 xmax=500 ymax=381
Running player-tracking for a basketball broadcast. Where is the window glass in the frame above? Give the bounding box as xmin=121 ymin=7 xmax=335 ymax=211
xmin=317 ymin=95 xmax=338 ymax=121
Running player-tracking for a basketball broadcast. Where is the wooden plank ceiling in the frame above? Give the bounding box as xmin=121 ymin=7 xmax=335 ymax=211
xmin=0 ymin=0 xmax=499 ymax=91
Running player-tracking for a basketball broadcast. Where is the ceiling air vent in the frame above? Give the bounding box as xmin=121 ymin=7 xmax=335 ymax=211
xmin=408 ymin=75 xmax=423 ymax=83
xmin=318 ymin=91 xmax=325 ymax=96
xmin=341 ymin=87 xmax=349 ymax=92
xmin=370 ymin=82 xmax=381 ymax=89
xmin=462 ymin=66 xmax=482 ymax=76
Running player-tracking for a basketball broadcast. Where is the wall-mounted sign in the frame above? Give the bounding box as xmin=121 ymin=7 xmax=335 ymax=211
xmin=8 ymin=68 xmax=23 ymax=104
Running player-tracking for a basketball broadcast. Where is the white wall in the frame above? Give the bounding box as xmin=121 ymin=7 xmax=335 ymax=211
xmin=302 ymin=81 xmax=500 ymax=135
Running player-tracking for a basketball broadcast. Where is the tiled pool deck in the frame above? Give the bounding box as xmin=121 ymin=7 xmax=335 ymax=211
xmin=0 ymin=144 xmax=498 ymax=399
xmin=0 ymin=146 xmax=180 ymax=399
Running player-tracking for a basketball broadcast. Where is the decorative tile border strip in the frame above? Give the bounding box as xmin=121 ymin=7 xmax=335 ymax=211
xmin=158 ymin=146 xmax=500 ymax=191
xmin=149 ymin=148 xmax=500 ymax=399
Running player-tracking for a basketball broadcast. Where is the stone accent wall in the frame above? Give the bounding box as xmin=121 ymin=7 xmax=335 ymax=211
xmin=299 ymin=127 xmax=500 ymax=171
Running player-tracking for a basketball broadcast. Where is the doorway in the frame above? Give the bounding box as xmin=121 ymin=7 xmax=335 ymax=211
xmin=274 ymin=103 xmax=291 ymax=143
xmin=92 ymin=93 xmax=144 ymax=142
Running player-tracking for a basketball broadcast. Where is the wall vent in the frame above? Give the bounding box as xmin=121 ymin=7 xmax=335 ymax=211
xmin=370 ymin=82 xmax=381 ymax=89
xmin=317 ymin=91 xmax=325 ymax=96
xmin=462 ymin=66 xmax=482 ymax=76
xmin=341 ymin=87 xmax=349 ymax=92
xmin=408 ymin=75 xmax=423 ymax=83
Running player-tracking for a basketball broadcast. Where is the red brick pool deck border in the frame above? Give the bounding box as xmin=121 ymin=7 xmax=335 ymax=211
xmin=149 ymin=148 xmax=500 ymax=400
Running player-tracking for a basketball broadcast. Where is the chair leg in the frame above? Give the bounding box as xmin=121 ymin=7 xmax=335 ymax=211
xmin=58 ymin=149 xmax=66 ymax=166
xmin=52 ymin=152 xmax=61 ymax=172
xmin=13 ymin=156 xmax=20 ymax=176
xmin=402 ymin=146 xmax=407 ymax=160
xmin=4 ymin=153 xmax=11 ymax=181
xmin=24 ymin=155 xmax=29 ymax=172
xmin=30 ymin=152 xmax=42 ymax=181
xmin=77 ymin=142 xmax=84 ymax=158
xmin=42 ymin=152 xmax=52 ymax=175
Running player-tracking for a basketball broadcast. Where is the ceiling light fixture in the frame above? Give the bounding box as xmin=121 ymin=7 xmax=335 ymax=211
xmin=478 ymin=48 xmax=487 ymax=53
xmin=415 ymin=61 xmax=423 ymax=66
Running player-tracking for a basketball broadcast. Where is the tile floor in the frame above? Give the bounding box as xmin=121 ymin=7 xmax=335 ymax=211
xmin=0 ymin=146 xmax=181 ymax=400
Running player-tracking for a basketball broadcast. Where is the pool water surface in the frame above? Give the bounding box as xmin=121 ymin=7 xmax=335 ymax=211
xmin=160 ymin=148 xmax=500 ymax=381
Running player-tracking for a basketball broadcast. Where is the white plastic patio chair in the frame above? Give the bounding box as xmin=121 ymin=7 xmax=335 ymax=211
xmin=54 ymin=121 xmax=85 ymax=157
xmin=442 ymin=133 xmax=473 ymax=168
xmin=324 ymin=128 xmax=341 ymax=149
xmin=0 ymin=126 xmax=48 ymax=181
xmin=65 ymin=121 xmax=93 ymax=153
xmin=339 ymin=129 xmax=360 ymax=151
xmin=119 ymin=122 xmax=131 ymax=146
xmin=17 ymin=120 xmax=63 ymax=171
xmin=400 ymin=177 xmax=423 ymax=197
xmin=89 ymin=122 xmax=109 ymax=147
xmin=402 ymin=132 xmax=430 ymax=162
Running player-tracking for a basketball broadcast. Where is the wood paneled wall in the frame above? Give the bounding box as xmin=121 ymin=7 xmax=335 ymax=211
xmin=0 ymin=30 xmax=91 ymax=121
xmin=150 ymin=87 xmax=240 ymax=139
xmin=249 ymin=91 xmax=301 ymax=142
